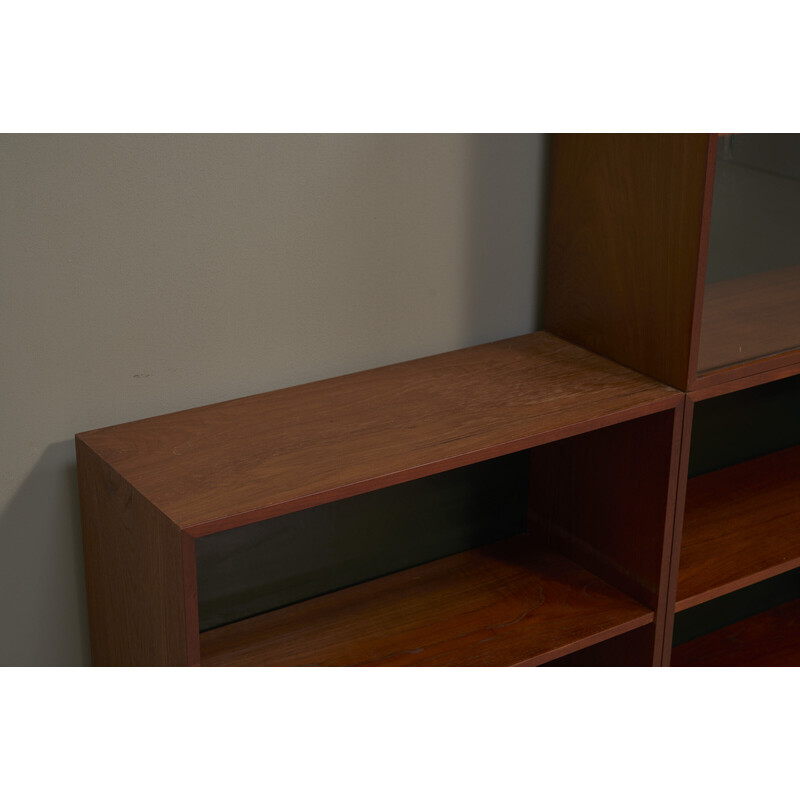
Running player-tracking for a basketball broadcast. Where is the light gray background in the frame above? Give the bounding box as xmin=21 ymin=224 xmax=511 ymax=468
xmin=0 ymin=133 xmax=550 ymax=665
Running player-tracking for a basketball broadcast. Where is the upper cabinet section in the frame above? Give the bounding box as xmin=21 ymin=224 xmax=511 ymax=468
xmin=545 ymin=134 xmax=800 ymax=392
xmin=697 ymin=134 xmax=800 ymax=375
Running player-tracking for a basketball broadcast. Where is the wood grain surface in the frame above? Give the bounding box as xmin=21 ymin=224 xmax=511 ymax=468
xmin=697 ymin=263 xmax=800 ymax=375
xmin=676 ymin=445 xmax=800 ymax=611
xmin=689 ymin=358 xmax=800 ymax=401
xmin=545 ymin=134 xmax=710 ymax=390
xmin=76 ymin=438 xmax=199 ymax=666
xmin=77 ymin=332 xmax=680 ymax=537
xmin=544 ymin=625 xmax=656 ymax=667
xmin=199 ymin=534 xmax=654 ymax=667
xmin=672 ymin=598 xmax=800 ymax=666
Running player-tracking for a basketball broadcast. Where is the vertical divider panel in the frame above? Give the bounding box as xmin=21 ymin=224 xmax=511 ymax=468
xmin=76 ymin=437 xmax=197 ymax=666
xmin=659 ymin=397 xmax=695 ymax=665
xmin=528 ymin=408 xmax=682 ymax=665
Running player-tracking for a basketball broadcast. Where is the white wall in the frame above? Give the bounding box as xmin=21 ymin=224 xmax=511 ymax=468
xmin=0 ymin=133 xmax=549 ymax=665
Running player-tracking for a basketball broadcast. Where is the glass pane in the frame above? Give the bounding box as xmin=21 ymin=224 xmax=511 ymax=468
xmin=697 ymin=133 xmax=800 ymax=374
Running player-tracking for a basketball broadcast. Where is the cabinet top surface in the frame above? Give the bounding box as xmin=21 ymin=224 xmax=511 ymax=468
xmin=77 ymin=331 xmax=680 ymax=536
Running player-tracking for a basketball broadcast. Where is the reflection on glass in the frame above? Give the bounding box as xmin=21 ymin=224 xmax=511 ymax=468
xmin=697 ymin=134 xmax=800 ymax=374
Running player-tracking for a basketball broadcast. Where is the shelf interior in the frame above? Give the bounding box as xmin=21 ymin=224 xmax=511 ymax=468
xmin=199 ymin=533 xmax=654 ymax=667
xmin=677 ymin=446 xmax=800 ymax=611
xmin=196 ymin=451 xmax=529 ymax=632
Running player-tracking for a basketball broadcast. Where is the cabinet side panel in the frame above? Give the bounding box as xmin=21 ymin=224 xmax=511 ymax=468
xmin=528 ymin=411 xmax=677 ymax=615
xmin=76 ymin=437 xmax=196 ymax=666
xmin=545 ymin=133 xmax=709 ymax=390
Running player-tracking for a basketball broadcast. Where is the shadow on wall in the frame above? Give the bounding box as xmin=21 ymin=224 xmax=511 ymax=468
xmin=467 ymin=134 xmax=551 ymax=339
xmin=0 ymin=440 xmax=91 ymax=665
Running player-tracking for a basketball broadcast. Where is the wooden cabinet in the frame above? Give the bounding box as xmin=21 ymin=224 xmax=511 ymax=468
xmin=547 ymin=133 xmax=800 ymax=665
xmin=77 ymin=333 xmax=682 ymax=666
xmin=76 ymin=133 xmax=800 ymax=666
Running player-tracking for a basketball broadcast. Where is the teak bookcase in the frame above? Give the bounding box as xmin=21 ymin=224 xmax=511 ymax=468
xmin=76 ymin=133 xmax=800 ymax=666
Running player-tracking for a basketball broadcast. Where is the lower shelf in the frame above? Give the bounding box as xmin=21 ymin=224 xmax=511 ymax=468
xmin=671 ymin=598 xmax=800 ymax=666
xmin=677 ymin=446 xmax=800 ymax=611
xmin=199 ymin=533 xmax=654 ymax=666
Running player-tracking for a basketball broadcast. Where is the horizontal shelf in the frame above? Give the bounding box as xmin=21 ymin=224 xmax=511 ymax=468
xmin=676 ymin=446 xmax=800 ymax=611
xmin=697 ymin=263 xmax=800 ymax=376
xmin=672 ymin=598 xmax=800 ymax=666
xmin=76 ymin=331 xmax=679 ymax=536
xmin=199 ymin=533 xmax=654 ymax=667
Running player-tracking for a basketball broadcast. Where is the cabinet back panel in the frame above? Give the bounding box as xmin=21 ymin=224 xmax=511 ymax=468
xmin=672 ymin=567 xmax=800 ymax=648
xmin=689 ymin=373 xmax=800 ymax=477
xmin=196 ymin=451 xmax=529 ymax=631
